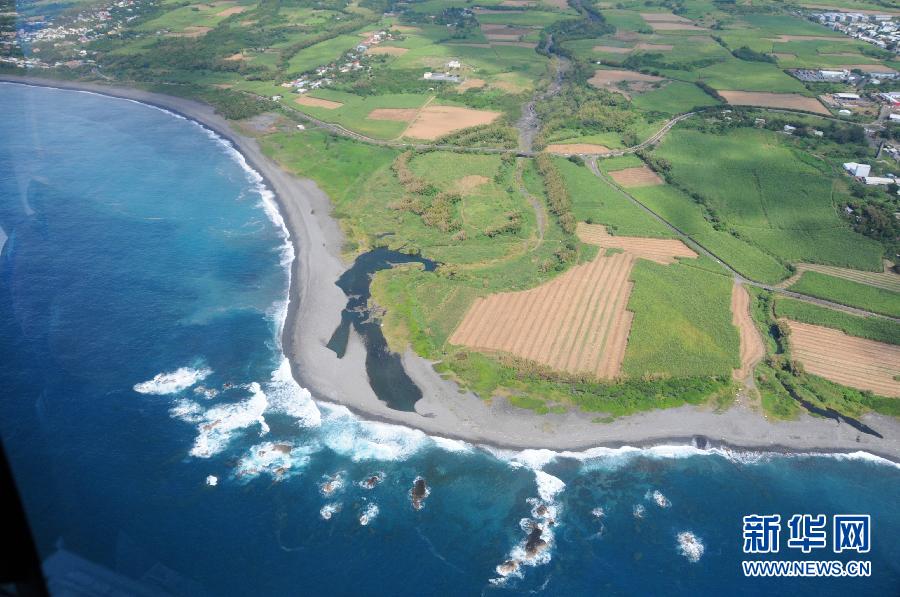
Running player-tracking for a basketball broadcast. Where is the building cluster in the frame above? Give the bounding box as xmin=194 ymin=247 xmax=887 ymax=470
xmin=1 ymin=0 xmax=153 ymax=70
xmin=281 ymin=30 xmax=398 ymax=93
xmin=809 ymin=11 xmax=900 ymax=51
xmin=789 ymin=67 xmax=896 ymax=84
xmin=843 ymin=161 xmax=897 ymax=186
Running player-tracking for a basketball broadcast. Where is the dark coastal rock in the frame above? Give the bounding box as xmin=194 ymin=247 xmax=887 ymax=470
xmin=525 ymin=525 xmax=547 ymax=558
xmin=411 ymin=477 xmax=429 ymax=510
xmin=361 ymin=474 xmax=382 ymax=489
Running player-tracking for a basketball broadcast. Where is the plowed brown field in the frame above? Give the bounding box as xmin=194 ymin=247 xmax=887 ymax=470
xmin=403 ymin=105 xmax=501 ymax=140
xmin=295 ymin=96 xmax=343 ymax=109
xmin=719 ymin=91 xmax=830 ymax=115
xmin=731 ymin=283 xmax=765 ymax=381
xmin=450 ymin=225 xmax=696 ymax=379
xmin=609 ymin=166 xmax=664 ymax=187
xmin=576 ymin=223 xmax=696 ymax=264
xmin=544 ymin=143 xmax=611 ymax=155
xmin=785 ymin=320 xmax=900 ymax=397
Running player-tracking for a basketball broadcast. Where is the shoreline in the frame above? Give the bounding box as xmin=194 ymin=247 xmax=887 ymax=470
xmin=4 ymin=74 xmax=900 ymax=462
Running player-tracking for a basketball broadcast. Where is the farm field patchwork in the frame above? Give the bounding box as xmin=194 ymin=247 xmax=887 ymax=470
xmin=774 ymin=297 xmax=900 ymax=346
xmin=785 ymin=321 xmax=900 ymax=398
xmin=449 ymin=225 xmax=697 ymax=379
xmin=783 ymin=262 xmax=900 ymax=293
xmin=653 ymin=127 xmax=884 ymax=272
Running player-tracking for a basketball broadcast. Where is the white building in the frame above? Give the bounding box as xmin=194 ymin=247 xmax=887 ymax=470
xmin=864 ymin=176 xmax=894 ymax=185
xmin=835 ymin=92 xmax=860 ymax=100
xmin=844 ymin=162 xmax=871 ymax=177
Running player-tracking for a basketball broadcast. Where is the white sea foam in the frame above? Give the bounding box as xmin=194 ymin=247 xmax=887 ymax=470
xmin=134 ymin=367 xmax=211 ymax=395
xmin=320 ymin=503 xmax=341 ymax=520
xmin=205 ymin=475 xmax=218 ymax=487
xmin=677 ymin=531 xmax=705 ymax=563
xmin=234 ymin=440 xmax=319 ymax=481
xmin=646 ymin=489 xmax=671 ymax=508
xmin=591 ymin=507 xmax=605 ymax=519
xmin=359 ymin=502 xmax=379 ymax=526
xmin=633 ymin=504 xmax=645 ymax=519
xmin=190 ymin=382 xmax=269 ymax=458
xmin=430 ymin=435 xmax=473 ymax=453
xmin=265 ymin=358 xmax=321 ymax=428
xmin=318 ymin=403 xmax=430 ymax=462
xmin=169 ymin=399 xmax=205 ymax=423
xmin=319 ymin=472 xmax=345 ymax=497
xmin=534 ymin=470 xmax=565 ymax=503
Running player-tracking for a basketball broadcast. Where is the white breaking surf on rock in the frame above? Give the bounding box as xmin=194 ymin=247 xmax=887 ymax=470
xmin=677 ymin=531 xmax=704 ymax=562
xmin=134 ymin=367 xmax=211 ymax=395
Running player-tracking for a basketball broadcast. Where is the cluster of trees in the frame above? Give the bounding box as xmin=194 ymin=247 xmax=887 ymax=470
xmin=842 ymin=200 xmax=900 ymax=258
xmin=484 ymin=211 xmax=523 ymax=237
xmin=535 ymin=86 xmax=635 ymax=147
xmin=535 ymin=154 xmax=576 ymax=234
xmin=390 ymin=151 xmax=462 ymax=233
xmin=730 ymin=45 xmax=775 ymax=63
xmin=436 ymin=124 xmax=519 ymax=149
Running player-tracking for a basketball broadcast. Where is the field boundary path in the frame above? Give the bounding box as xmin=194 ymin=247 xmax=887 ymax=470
xmin=585 ymin=157 xmax=900 ymax=323
xmin=731 ymin=281 xmax=766 ymax=386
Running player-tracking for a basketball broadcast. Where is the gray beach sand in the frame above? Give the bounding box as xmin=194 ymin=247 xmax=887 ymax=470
xmin=3 ymin=75 xmax=898 ymax=461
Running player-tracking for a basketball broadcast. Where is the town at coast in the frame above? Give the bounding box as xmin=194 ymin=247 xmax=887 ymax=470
xmin=4 ymin=74 xmax=898 ymax=461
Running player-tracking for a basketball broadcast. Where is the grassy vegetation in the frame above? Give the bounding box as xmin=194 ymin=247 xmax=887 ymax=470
xmin=623 ymin=257 xmax=740 ymax=379
xmin=774 ymin=297 xmax=900 ymax=346
xmin=653 ymin=126 xmax=884 ymax=272
xmin=555 ymin=158 xmax=674 ymax=237
xmin=789 ymin=271 xmax=900 ymax=318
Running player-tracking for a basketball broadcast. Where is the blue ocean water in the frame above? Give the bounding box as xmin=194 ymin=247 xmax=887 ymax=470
xmin=1 ymin=83 xmax=899 ymax=596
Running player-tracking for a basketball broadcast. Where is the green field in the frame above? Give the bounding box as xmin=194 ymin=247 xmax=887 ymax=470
xmin=789 ymin=271 xmax=900 ymax=318
xmin=555 ymin=158 xmax=673 ymax=237
xmin=291 ymin=90 xmax=431 ymax=139
xmin=631 ymin=81 xmax=720 ymax=115
xmin=774 ymin=297 xmax=900 ymax=345
xmin=623 ymin=257 xmax=740 ymax=378
xmin=653 ymin=126 xmax=884 ymax=272
xmin=629 ymin=184 xmax=792 ymax=284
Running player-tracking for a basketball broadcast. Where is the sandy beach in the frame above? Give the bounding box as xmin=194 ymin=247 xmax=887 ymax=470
xmin=3 ymin=74 xmax=899 ymax=461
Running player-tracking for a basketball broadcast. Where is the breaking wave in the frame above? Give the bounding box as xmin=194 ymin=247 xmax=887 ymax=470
xmin=134 ymin=366 xmax=211 ymax=395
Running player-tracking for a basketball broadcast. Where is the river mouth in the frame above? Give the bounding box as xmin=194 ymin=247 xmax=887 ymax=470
xmin=326 ymin=247 xmax=438 ymax=412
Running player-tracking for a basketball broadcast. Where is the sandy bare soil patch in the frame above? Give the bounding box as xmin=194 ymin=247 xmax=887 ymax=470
xmin=613 ymin=31 xmax=642 ymax=41
xmin=491 ymin=79 xmax=528 ymax=93
xmin=594 ymin=45 xmax=632 ymax=54
xmin=635 ymin=42 xmax=673 ymax=51
xmin=731 ymin=283 xmax=765 ymax=381
xmin=649 ymin=22 xmax=707 ymax=31
xmin=609 ymin=166 xmax=664 ymax=188
xmin=785 ymin=321 xmax=900 ymax=397
xmin=589 ymin=69 xmax=664 ymax=88
xmin=367 ymin=108 xmax=418 ymax=121
xmin=640 ymin=12 xmax=691 ymax=22
xmin=168 ymin=26 xmax=212 ymax=37
xmin=485 ymin=33 xmax=524 ymax=41
xmin=403 ymin=105 xmax=501 ymax=140
xmin=457 ymin=78 xmax=486 ymax=91
xmin=295 ymin=96 xmax=343 ymax=110
xmin=844 ymin=64 xmax=897 ymax=74
xmin=224 ymin=52 xmax=246 ymax=61
xmin=782 ymin=262 xmax=900 ymax=293
xmin=492 ymin=41 xmax=538 ymax=48
xmin=217 ymin=5 xmax=246 ymax=16
xmin=454 ymin=175 xmax=490 ymax=194
xmin=450 ymin=252 xmax=638 ymax=379
xmin=768 ymin=34 xmax=849 ymax=42
xmin=576 ymin=223 xmax=696 ymax=264
xmin=366 ymin=46 xmax=408 ymax=56
xmin=545 ymin=144 xmax=611 ymax=155
xmin=719 ymin=90 xmax=830 ymax=115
